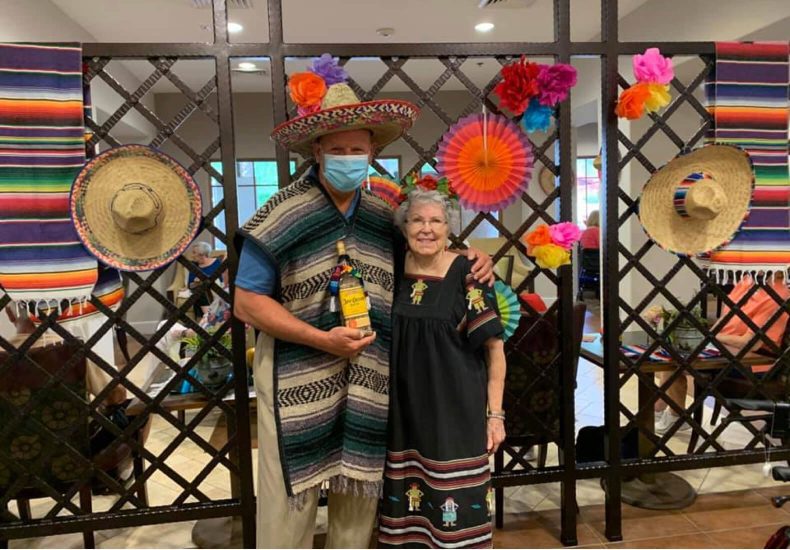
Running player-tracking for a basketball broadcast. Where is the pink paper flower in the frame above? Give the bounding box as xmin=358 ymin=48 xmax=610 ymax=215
xmin=632 ymin=48 xmax=674 ymax=85
xmin=536 ymin=63 xmax=578 ymax=107
xmin=548 ymin=222 xmax=582 ymax=250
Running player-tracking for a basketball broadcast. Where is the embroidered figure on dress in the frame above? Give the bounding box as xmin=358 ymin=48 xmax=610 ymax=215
xmin=440 ymin=496 xmax=460 ymax=527
xmin=410 ymin=279 xmax=428 ymax=305
xmin=405 ymin=482 xmax=424 ymax=512
xmin=466 ymin=286 xmax=486 ymax=313
xmin=486 ymin=487 xmax=495 ymax=517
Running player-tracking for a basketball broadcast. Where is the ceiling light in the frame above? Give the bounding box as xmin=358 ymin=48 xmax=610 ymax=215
xmin=228 ymin=22 xmax=243 ymax=33
xmin=238 ymin=62 xmax=257 ymax=71
xmin=475 ymin=22 xmax=495 ymax=33
xmin=376 ymin=27 xmax=395 ymax=37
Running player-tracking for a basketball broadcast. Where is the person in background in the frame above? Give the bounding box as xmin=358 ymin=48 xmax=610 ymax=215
xmin=654 ymin=273 xmax=790 ymax=435
xmin=580 ymin=210 xmax=600 ymax=250
xmin=187 ymin=241 xmax=226 ymax=318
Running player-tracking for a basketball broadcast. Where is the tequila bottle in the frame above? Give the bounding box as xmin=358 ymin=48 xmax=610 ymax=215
xmin=336 ymin=240 xmax=372 ymax=334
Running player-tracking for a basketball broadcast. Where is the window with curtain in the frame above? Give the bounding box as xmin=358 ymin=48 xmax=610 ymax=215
xmin=575 ymin=157 xmax=600 ymax=228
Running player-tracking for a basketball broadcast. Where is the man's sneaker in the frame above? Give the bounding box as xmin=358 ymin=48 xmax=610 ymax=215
xmin=655 ymin=408 xmax=691 ymax=435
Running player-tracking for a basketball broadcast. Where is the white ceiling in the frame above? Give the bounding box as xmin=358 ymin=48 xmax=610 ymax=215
xmin=49 ymin=0 xmax=655 ymax=94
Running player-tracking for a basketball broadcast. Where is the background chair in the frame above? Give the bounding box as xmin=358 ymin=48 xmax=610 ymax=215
xmin=493 ymin=301 xmax=587 ymax=528
xmin=577 ymin=247 xmax=600 ymax=301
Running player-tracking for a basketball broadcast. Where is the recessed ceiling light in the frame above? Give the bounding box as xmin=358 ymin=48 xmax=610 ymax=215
xmin=238 ymin=62 xmax=257 ymax=71
xmin=475 ymin=22 xmax=495 ymax=33
xmin=376 ymin=27 xmax=395 ymax=37
xmin=228 ymin=22 xmax=243 ymax=33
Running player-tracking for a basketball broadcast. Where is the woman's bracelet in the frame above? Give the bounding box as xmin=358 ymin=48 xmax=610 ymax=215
xmin=487 ymin=411 xmax=506 ymax=421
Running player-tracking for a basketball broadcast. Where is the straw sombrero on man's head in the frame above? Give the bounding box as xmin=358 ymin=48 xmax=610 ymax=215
xmin=71 ymin=145 xmax=202 ymax=271
xmin=639 ymin=144 xmax=754 ymax=257
xmin=271 ymin=53 xmax=419 ymax=158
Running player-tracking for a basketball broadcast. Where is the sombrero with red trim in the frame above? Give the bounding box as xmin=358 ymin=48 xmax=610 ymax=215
xmin=271 ymin=54 xmax=419 ymax=158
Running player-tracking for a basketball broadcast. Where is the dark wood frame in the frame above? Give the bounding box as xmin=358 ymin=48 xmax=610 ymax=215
xmin=0 ymin=1 xmax=787 ymax=547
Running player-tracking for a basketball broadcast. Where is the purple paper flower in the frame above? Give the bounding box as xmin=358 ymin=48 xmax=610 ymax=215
xmin=308 ymin=54 xmax=347 ymax=85
xmin=537 ymin=63 xmax=577 ymax=107
xmin=521 ymin=98 xmax=553 ymax=133
xmin=633 ymin=48 xmax=674 ymax=85
xmin=548 ymin=222 xmax=582 ymax=250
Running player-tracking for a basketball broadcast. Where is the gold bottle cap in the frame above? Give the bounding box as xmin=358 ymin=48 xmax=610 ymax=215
xmin=336 ymin=240 xmax=347 ymax=256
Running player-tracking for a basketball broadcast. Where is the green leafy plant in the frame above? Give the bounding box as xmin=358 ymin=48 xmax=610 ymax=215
xmin=661 ymin=307 xmax=708 ymax=330
xmin=182 ymin=328 xmax=232 ymax=361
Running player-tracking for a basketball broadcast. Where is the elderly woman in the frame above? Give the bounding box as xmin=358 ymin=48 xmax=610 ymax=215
xmin=378 ymin=188 xmax=506 ymax=549
xmin=187 ymin=241 xmax=226 ymax=317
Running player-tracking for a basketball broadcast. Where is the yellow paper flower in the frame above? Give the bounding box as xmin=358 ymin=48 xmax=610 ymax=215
xmin=644 ymin=83 xmax=671 ymax=113
xmin=532 ymin=243 xmax=571 ymax=269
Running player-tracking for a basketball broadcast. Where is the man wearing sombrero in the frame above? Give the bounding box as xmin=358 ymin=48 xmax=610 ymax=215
xmin=233 ymin=54 xmax=492 ymax=548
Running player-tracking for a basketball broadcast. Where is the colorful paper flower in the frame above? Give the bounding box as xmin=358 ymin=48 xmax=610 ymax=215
xmin=548 ymin=222 xmax=582 ymax=250
xmin=644 ymin=83 xmax=671 ymax=113
xmin=615 ymin=82 xmax=651 ymax=120
xmin=536 ymin=63 xmax=578 ymax=106
xmin=493 ymin=57 xmax=541 ymax=116
xmin=532 ymin=243 xmax=571 ymax=269
xmin=521 ymin=98 xmax=553 ymax=133
xmin=308 ymin=53 xmax=348 ymax=86
xmin=633 ymin=48 xmax=674 ymax=85
xmin=524 ymin=224 xmax=552 ymax=254
xmin=288 ymin=72 xmax=327 ymax=111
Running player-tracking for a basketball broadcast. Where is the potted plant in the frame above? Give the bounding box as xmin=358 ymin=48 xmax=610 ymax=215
xmin=643 ymin=305 xmax=708 ymax=356
xmin=183 ymin=328 xmax=233 ymax=390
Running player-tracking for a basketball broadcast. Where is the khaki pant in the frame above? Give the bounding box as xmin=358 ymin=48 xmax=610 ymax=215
xmin=255 ymin=333 xmax=378 ymax=549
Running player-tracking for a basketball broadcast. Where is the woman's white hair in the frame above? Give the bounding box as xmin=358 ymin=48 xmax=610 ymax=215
xmin=191 ymin=241 xmax=212 ymax=256
xmin=394 ymin=188 xmax=460 ymax=232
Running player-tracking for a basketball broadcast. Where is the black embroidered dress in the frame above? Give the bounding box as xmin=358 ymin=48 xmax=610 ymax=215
xmin=379 ymin=256 xmax=503 ymax=549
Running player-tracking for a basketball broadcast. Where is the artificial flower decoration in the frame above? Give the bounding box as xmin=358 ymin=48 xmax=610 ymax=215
xmin=536 ymin=63 xmax=578 ymax=106
xmin=402 ymin=172 xmax=458 ymax=203
xmin=548 ymin=222 xmax=582 ymax=250
xmin=492 ymin=56 xmax=578 ymax=134
xmin=494 ymin=58 xmax=541 ymax=115
xmin=288 ymin=72 xmax=327 ymax=116
xmin=615 ymin=48 xmax=674 ymax=120
xmin=524 ymin=224 xmax=552 ymax=254
xmin=288 ymin=54 xmax=349 ymax=116
xmin=614 ymin=82 xmax=651 ymax=120
xmin=308 ymin=53 xmax=348 ymax=85
xmin=632 ymin=48 xmax=674 ymax=85
xmin=533 ymin=243 xmax=571 ymax=270
xmin=523 ymin=222 xmax=582 ymax=269
xmin=521 ymin=98 xmax=554 ymax=133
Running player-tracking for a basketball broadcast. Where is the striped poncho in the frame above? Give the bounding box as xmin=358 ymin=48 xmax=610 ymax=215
xmin=238 ymin=173 xmax=394 ymax=501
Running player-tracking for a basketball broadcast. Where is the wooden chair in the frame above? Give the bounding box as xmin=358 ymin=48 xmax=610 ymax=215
xmin=493 ymin=301 xmax=587 ymax=528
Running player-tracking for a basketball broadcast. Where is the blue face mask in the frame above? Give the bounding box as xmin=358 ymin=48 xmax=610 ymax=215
xmin=322 ymin=154 xmax=369 ymax=193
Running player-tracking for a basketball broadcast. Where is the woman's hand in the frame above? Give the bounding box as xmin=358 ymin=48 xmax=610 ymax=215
xmin=486 ymin=417 xmax=506 ymax=454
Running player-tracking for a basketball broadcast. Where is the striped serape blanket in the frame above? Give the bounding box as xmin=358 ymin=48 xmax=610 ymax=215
xmin=620 ymin=344 xmax=722 ymax=362
xmin=0 ymin=43 xmax=97 ymax=310
xmin=704 ymin=42 xmax=790 ymax=282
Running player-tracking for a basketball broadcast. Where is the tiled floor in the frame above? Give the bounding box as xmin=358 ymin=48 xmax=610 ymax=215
xmin=7 ymin=300 xmax=790 ymax=548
